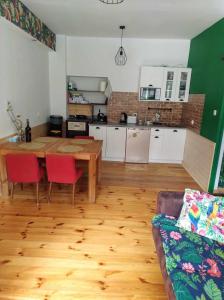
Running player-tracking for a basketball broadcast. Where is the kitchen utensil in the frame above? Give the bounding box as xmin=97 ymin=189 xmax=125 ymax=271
xmin=120 ymin=112 xmax=127 ymax=124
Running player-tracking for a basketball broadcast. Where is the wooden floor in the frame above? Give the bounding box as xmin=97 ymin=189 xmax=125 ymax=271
xmin=0 ymin=162 xmax=200 ymax=300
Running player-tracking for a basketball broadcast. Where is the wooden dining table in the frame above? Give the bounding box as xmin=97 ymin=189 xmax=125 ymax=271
xmin=0 ymin=137 xmax=102 ymax=203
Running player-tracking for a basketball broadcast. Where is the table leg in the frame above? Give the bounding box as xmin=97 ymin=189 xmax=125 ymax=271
xmin=88 ymin=156 xmax=97 ymax=203
xmin=0 ymin=155 xmax=9 ymax=198
xmin=96 ymin=150 xmax=102 ymax=184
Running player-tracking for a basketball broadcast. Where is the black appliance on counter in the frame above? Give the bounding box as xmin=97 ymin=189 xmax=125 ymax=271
xmin=48 ymin=115 xmax=63 ymax=137
xmin=120 ymin=112 xmax=127 ymax=124
xmin=66 ymin=115 xmax=90 ymax=138
xmin=96 ymin=110 xmax=107 ymax=123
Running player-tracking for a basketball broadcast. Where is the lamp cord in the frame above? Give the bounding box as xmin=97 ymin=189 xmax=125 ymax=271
xmin=121 ymin=28 xmax=123 ymax=47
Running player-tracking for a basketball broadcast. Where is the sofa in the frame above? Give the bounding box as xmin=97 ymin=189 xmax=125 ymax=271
xmin=152 ymin=191 xmax=184 ymax=300
xmin=152 ymin=191 xmax=224 ymax=300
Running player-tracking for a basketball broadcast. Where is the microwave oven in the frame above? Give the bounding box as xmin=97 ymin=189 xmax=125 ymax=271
xmin=140 ymin=87 xmax=161 ymax=101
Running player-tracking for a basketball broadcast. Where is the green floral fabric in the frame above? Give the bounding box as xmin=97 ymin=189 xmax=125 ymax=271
xmin=152 ymin=214 xmax=224 ymax=300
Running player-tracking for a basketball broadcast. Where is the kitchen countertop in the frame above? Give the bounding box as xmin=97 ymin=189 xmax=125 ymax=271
xmin=89 ymin=122 xmax=186 ymax=129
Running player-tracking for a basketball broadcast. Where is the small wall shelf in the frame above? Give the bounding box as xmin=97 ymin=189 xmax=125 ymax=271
xmin=69 ymin=90 xmax=105 ymax=93
xmin=68 ymin=102 xmax=107 ymax=105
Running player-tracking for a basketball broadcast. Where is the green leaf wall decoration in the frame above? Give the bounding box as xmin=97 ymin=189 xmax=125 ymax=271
xmin=0 ymin=0 xmax=56 ymax=50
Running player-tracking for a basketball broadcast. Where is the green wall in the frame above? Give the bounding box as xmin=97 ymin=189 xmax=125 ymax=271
xmin=188 ymin=18 xmax=224 ymax=192
xmin=188 ymin=18 xmax=224 ymax=143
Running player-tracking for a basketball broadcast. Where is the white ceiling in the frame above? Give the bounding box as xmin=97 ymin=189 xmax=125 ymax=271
xmin=21 ymin=0 xmax=224 ymax=39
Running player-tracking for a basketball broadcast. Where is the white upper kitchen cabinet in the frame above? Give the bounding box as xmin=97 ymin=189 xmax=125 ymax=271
xmin=140 ymin=66 xmax=192 ymax=102
xmin=161 ymin=68 xmax=191 ymax=102
xmin=140 ymin=66 xmax=164 ymax=88
xmin=106 ymin=126 xmax=127 ymax=161
xmin=89 ymin=125 xmax=107 ymax=158
xmin=175 ymin=68 xmax=192 ymax=102
xmin=149 ymin=128 xmax=186 ymax=163
xmin=161 ymin=68 xmax=178 ymax=102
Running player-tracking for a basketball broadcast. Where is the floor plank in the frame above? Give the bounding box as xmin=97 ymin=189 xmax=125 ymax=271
xmin=0 ymin=162 xmax=200 ymax=299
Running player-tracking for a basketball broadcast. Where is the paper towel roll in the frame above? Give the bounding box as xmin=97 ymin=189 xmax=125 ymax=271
xmin=100 ymin=81 xmax=107 ymax=92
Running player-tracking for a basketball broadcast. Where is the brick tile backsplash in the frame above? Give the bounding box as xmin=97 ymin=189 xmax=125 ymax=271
xmin=181 ymin=94 xmax=205 ymax=133
xmin=108 ymin=92 xmax=183 ymax=125
xmin=107 ymin=92 xmax=205 ymax=132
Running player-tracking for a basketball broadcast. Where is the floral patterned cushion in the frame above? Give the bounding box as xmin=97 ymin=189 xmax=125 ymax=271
xmin=176 ymin=189 xmax=224 ymax=243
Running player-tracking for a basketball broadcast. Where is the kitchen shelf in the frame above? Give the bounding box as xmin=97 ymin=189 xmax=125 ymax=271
xmin=68 ymin=102 xmax=107 ymax=105
xmin=69 ymin=90 xmax=105 ymax=93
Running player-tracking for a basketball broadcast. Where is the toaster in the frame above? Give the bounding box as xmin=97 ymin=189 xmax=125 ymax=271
xmin=127 ymin=116 xmax=137 ymax=124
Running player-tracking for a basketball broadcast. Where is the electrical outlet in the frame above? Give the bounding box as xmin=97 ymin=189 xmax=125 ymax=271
xmin=191 ymin=120 xmax=194 ymax=125
xmin=213 ymin=109 xmax=217 ymax=116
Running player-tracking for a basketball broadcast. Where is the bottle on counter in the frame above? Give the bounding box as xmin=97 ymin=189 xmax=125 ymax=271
xmin=25 ymin=119 xmax=32 ymax=142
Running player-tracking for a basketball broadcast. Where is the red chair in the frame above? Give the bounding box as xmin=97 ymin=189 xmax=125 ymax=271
xmin=46 ymin=154 xmax=83 ymax=206
xmin=5 ymin=153 xmax=44 ymax=206
xmin=74 ymin=136 xmax=94 ymax=140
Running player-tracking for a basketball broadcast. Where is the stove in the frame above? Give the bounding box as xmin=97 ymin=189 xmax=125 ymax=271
xmin=66 ymin=115 xmax=91 ymax=138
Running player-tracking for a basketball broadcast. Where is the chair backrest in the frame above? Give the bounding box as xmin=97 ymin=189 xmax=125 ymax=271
xmin=46 ymin=154 xmax=78 ymax=184
xmin=74 ymin=136 xmax=94 ymax=140
xmin=5 ymin=153 xmax=40 ymax=183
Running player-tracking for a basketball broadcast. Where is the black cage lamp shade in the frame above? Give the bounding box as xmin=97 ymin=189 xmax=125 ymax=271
xmin=115 ymin=25 xmax=127 ymax=66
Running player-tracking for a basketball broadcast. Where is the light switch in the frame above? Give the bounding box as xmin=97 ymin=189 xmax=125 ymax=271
xmin=213 ymin=110 xmax=217 ymax=116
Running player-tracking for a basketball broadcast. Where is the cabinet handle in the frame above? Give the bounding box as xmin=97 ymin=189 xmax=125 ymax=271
xmin=155 ymin=129 xmax=160 ymax=132
xmin=96 ymin=127 xmax=100 ymax=129
xmin=179 ymin=99 xmax=184 ymax=102
xmin=115 ymin=128 xmax=119 ymax=130
xmin=166 ymin=99 xmax=170 ymax=101
xmin=154 ymin=136 xmax=159 ymax=139
xmin=148 ymin=84 xmax=153 ymax=87
xmin=173 ymin=130 xmax=178 ymax=132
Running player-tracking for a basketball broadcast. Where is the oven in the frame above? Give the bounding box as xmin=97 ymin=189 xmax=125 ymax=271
xmin=66 ymin=115 xmax=90 ymax=138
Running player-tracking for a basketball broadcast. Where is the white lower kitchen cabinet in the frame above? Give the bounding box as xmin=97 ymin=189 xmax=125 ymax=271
xmin=89 ymin=125 xmax=107 ymax=158
xmin=148 ymin=128 xmax=164 ymax=161
xmin=149 ymin=128 xmax=186 ymax=163
xmin=106 ymin=126 xmax=127 ymax=161
xmin=163 ymin=128 xmax=186 ymax=162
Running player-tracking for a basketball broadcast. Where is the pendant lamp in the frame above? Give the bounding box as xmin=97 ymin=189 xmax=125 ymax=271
xmin=115 ymin=25 xmax=127 ymax=66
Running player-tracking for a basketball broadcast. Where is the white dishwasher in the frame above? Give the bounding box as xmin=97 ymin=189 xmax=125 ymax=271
xmin=125 ymin=127 xmax=150 ymax=163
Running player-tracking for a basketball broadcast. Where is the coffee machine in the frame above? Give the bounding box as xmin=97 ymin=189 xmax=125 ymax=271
xmin=120 ymin=112 xmax=127 ymax=124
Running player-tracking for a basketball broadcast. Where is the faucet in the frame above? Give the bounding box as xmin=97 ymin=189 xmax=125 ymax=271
xmin=154 ymin=112 xmax=161 ymax=123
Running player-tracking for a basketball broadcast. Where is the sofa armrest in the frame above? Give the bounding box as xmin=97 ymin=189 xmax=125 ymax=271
xmin=157 ymin=191 xmax=184 ymax=218
xmin=152 ymin=227 xmax=176 ymax=300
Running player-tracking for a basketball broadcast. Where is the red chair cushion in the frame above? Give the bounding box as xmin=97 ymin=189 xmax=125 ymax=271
xmin=46 ymin=154 xmax=83 ymax=184
xmin=5 ymin=153 xmax=43 ymax=183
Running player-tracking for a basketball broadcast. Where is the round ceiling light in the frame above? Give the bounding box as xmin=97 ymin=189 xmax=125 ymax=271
xmin=99 ymin=0 xmax=125 ymax=4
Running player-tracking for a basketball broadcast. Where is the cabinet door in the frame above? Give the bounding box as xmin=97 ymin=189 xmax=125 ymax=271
xmin=149 ymin=128 xmax=165 ymax=162
xmin=106 ymin=127 xmax=127 ymax=161
xmin=89 ymin=125 xmax=107 ymax=158
xmin=163 ymin=128 xmax=186 ymax=162
xmin=140 ymin=67 xmax=164 ymax=88
xmin=175 ymin=68 xmax=192 ymax=102
xmin=161 ymin=68 xmax=178 ymax=102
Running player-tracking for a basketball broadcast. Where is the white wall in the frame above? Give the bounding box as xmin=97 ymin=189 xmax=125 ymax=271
xmin=49 ymin=35 xmax=67 ymax=118
xmin=66 ymin=36 xmax=190 ymax=92
xmin=0 ymin=18 xmax=50 ymax=138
